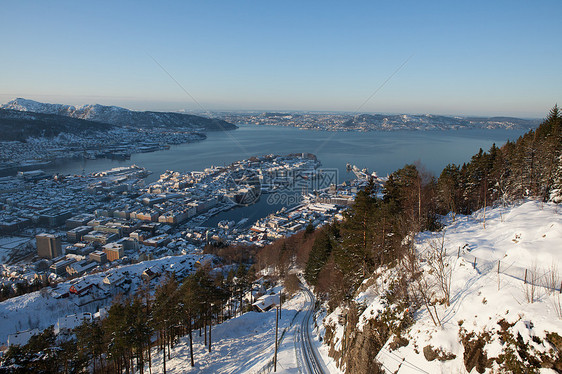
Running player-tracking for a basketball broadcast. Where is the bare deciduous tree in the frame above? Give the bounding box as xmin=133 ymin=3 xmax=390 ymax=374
xmin=426 ymin=231 xmax=454 ymax=306
xmin=523 ymin=262 xmax=539 ymax=304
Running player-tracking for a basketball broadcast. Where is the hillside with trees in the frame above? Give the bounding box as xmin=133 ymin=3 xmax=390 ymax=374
xmin=302 ymin=105 xmax=561 ymax=373
xmin=0 ymin=109 xmax=114 ymax=142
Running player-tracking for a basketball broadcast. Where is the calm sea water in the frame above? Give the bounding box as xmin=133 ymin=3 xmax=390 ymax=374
xmin=41 ymin=125 xmax=526 ymax=227
xmin=45 ymin=124 xmax=525 ymax=182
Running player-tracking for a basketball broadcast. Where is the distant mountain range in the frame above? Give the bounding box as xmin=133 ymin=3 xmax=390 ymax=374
xmin=1 ymin=98 xmax=237 ymax=134
xmin=221 ymin=112 xmax=540 ymax=131
xmin=0 ymin=98 xmax=540 ymax=142
xmin=344 ymin=113 xmax=540 ymax=131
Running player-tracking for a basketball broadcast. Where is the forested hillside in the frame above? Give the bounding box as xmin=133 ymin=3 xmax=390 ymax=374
xmin=0 ymin=109 xmax=114 ymax=141
xmin=302 ymin=105 xmax=561 ymax=305
xmin=437 ymin=104 xmax=562 ymax=211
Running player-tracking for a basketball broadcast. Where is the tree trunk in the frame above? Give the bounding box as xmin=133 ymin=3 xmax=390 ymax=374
xmin=125 ymin=353 xmax=130 ymax=374
xmin=204 ymin=317 xmax=207 ymax=346
xmin=167 ymin=330 xmax=171 ymax=360
xmin=139 ymin=344 xmax=144 ymax=374
xmin=162 ymin=330 xmax=166 ymax=374
xmin=148 ymin=338 xmax=152 ymax=374
xmin=189 ymin=320 xmax=194 ymax=367
xmin=240 ymin=291 xmax=243 ymax=316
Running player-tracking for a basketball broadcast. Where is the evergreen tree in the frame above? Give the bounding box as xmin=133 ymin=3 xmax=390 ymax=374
xmin=179 ymin=273 xmax=199 ymax=367
xmin=152 ymin=273 xmax=179 ymax=374
xmin=437 ymin=164 xmax=462 ymax=217
xmin=304 ymin=226 xmax=335 ymax=285
xmin=334 ymin=185 xmax=377 ymax=295
xmin=76 ymin=319 xmax=105 ymax=373
xmin=104 ymin=299 xmax=131 ymax=373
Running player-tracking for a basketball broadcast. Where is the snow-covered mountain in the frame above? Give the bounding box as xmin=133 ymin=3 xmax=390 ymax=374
xmin=1 ymin=98 xmax=237 ymax=131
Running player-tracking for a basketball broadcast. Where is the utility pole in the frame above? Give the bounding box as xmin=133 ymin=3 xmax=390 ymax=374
xmin=279 ymin=291 xmax=282 ymax=319
xmin=274 ymin=305 xmax=279 ymax=372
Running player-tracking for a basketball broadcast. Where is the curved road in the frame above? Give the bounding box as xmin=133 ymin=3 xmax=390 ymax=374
xmin=295 ymin=287 xmax=327 ymax=374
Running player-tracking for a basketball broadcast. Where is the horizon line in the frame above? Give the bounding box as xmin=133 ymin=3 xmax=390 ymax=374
xmin=0 ymin=96 xmax=545 ymax=121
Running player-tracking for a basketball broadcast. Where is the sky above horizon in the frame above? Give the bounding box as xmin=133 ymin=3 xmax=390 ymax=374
xmin=1 ymin=1 xmax=560 ymax=118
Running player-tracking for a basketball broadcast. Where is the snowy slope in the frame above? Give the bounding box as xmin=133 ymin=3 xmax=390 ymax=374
xmin=321 ymin=200 xmax=562 ymax=373
xmin=0 ymin=253 xmax=213 ymax=344
xmin=146 ymin=291 xmax=305 ymax=374
xmin=146 ymin=289 xmax=342 ymax=374
xmin=382 ymin=201 xmax=562 ymax=373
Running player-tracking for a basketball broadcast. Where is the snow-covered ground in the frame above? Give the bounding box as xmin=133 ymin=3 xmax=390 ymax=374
xmin=147 ymin=288 xmax=342 ymax=374
xmin=0 ymin=253 xmax=212 ymax=344
xmin=0 ymin=236 xmax=31 ymax=262
xmin=316 ymin=200 xmax=562 ymax=373
xmin=374 ymin=200 xmax=562 ymax=373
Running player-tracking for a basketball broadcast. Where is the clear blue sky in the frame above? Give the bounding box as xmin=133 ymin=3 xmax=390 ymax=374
xmin=1 ymin=1 xmax=560 ymax=117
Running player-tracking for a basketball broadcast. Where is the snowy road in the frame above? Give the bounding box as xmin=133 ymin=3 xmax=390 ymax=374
xmin=295 ymin=288 xmax=328 ymax=374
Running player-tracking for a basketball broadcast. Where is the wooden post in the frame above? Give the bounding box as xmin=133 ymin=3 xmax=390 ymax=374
xmin=457 ymin=247 xmax=460 ymax=258
xmin=497 ymin=261 xmax=501 ymax=291
xmin=524 ymin=269 xmax=527 ymax=284
xmin=473 ymin=258 xmax=476 ymax=269
xmin=274 ymin=306 xmax=279 ymax=372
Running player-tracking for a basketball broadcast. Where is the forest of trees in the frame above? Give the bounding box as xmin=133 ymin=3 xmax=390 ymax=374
xmin=437 ymin=105 xmax=562 ymax=214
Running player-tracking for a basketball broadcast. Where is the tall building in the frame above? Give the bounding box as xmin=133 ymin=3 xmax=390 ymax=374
xmin=36 ymin=233 xmax=62 ymax=259
xmin=102 ymin=243 xmax=124 ymax=262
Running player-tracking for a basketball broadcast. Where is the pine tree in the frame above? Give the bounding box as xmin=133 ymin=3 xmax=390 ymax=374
xmin=179 ymin=273 xmax=199 ymax=367
xmin=152 ymin=273 xmax=179 ymax=374
xmin=304 ymin=226 xmax=334 ymax=285
xmin=335 ymin=186 xmax=377 ymax=294
xmin=76 ymin=319 xmax=105 ymax=372
xmin=128 ymin=295 xmax=152 ymax=374
xmin=437 ymin=164 xmax=461 ymax=218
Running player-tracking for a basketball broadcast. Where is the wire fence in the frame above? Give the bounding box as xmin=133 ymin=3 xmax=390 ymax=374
xmin=458 ymin=251 xmax=562 ymax=293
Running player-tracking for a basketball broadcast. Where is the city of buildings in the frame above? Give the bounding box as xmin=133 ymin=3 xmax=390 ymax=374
xmin=0 ymin=155 xmax=371 ymax=313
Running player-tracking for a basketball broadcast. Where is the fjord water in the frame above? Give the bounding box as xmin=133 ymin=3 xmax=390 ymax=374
xmin=46 ymin=124 xmax=527 ymax=183
xmin=42 ymin=124 xmax=527 ymax=227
